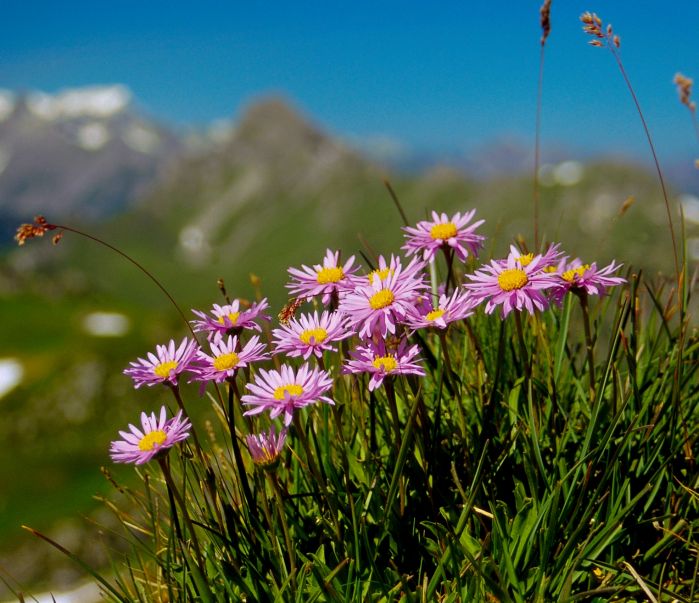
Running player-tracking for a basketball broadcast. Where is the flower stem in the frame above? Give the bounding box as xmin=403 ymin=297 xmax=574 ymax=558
xmin=227 ymin=381 xmax=256 ymax=511
xmin=577 ymin=291 xmax=596 ymax=401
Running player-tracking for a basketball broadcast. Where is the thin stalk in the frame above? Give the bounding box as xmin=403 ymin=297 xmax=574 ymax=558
xmin=383 ymin=179 xmax=410 ymax=226
xmin=384 ymin=377 xmax=403 ymax=453
xmin=533 ymin=42 xmax=545 ymax=249
xmin=49 ymin=224 xmax=195 ymax=336
xmin=608 ymin=49 xmax=680 ymax=287
xmin=227 ymin=380 xmax=256 ymax=512
xmin=158 ymin=458 xmax=205 ymax=570
xmin=577 ymin=291 xmax=596 ymax=401
xmin=514 ymin=311 xmax=531 ymax=379
xmin=268 ymin=472 xmax=297 ymax=591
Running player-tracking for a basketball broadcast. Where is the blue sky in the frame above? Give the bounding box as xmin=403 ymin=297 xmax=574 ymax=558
xmin=2 ymin=1 xmax=698 ymax=161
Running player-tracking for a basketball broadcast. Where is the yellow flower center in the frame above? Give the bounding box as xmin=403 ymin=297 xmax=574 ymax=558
xmin=367 ymin=267 xmax=392 ymax=282
xmin=299 ymin=328 xmax=328 ymax=345
xmin=372 ymin=355 xmax=398 ymax=372
xmin=369 ymin=289 xmax=394 ymax=310
xmin=518 ymin=253 xmax=534 ymax=267
xmin=430 ymin=222 xmax=458 ymax=240
xmin=217 ymin=312 xmax=240 ymax=326
xmin=316 ymin=266 xmax=344 ymax=284
xmin=138 ymin=430 xmax=167 ymax=452
xmin=497 ymin=268 xmax=529 ymax=291
xmin=562 ymin=264 xmax=590 ymax=283
xmin=213 ymin=352 xmax=240 ymax=371
xmin=153 ymin=360 xmax=178 ymax=378
xmin=426 ymin=308 xmax=446 ymax=322
xmin=544 ymin=266 xmax=557 ymax=273
xmin=273 ymin=384 xmax=304 ymax=400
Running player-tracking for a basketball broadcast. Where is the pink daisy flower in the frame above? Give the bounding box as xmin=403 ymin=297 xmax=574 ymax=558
xmin=124 ymin=338 xmax=199 ymax=388
xmin=550 ymin=258 xmax=626 ymax=304
xmin=339 ymin=265 xmax=425 ymax=339
xmin=109 ymin=406 xmax=191 ymax=465
xmin=404 ymin=289 xmax=476 ymax=330
xmin=402 ymin=210 xmax=485 ymax=262
xmin=342 ymin=338 xmax=425 ymax=391
xmin=364 ymin=254 xmax=425 ymax=285
xmin=191 ymin=299 xmax=270 ymax=337
xmin=246 ymin=426 xmax=288 ymax=469
xmin=241 ymin=363 xmax=334 ymax=426
xmin=190 ymin=334 xmax=269 ymax=384
xmin=464 ymin=250 xmax=557 ymax=317
xmin=286 ymin=249 xmax=360 ymax=304
xmin=272 ymin=310 xmax=353 ymax=360
xmin=507 ymin=243 xmax=563 ymax=271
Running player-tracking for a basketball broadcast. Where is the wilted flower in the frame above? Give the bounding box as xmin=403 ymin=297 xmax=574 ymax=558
xmin=464 ymin=249 xmax=557 ymax=317
xmin=272 ymin=310 xmax=353 ymax=360
xmin=191 ymin=299 xmax=270 ymax=337
xmin=402 ymin=210 xmax=485 ymax=262
xmin=241 ymin=363 xmax=334 ymax=426
xmin=246 ymin=426 xmax=288 ymax=469
xmin=190 ymin=334 xmax=269 ymax=383
xmin=109 ymin=406 xmax=191 ymax=465
xmin=124 ymin=338 xmax=199 ymax=388
xmin=343 ymin=338 xmax=425 ymax=391
xmin=286 ymin=249 xmax=360 ymax=304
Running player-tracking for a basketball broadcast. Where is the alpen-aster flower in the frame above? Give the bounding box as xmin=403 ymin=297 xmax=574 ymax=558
xmin=110 ymin=406 xmax=191 ymax=465
xmin=241 ymin=363 xmax=334 ymax=426
xmin=246 ymin=426 xmax=288 ymax=468
xmin=404 ymin=289 xmax=476 ymax=330
xmin=287 ymin=249 xmax=360 ymax=304
xmin=191 ymin=334 xmax=269 ymax=383
xmin=339 ymin=264 xmax=425 ymax=338
xmin=464 ymin=249 xmax=557 ymax=317
xmin=508 ymin=243 xmax=563 ymax=271
xmin=124 ymin=338 xmax=199 ymax=388
xmin=191 ymin=299 xmax=270 ymax=337
xmin=343 ymin=338 xmax=425 ymax=391
xmin=550 ymin=258 xmax=626 ymax=303
xmin=364 ymin=254 xmax=425 ymax=285
xmin=402 ymin=210 xmax=485 ymax=262
xmin=272 ymin=310 xmax=353 ymax=360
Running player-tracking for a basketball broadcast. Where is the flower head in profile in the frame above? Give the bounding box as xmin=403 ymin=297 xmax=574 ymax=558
xmin=109 ymin=406 xmax=191 ymax=465
xmin=191 ymin=334 xmax=269 ymax=384
xmin=339 ymin=264 xmax=425 ymax=338
xmin=191 ymin=299 xmax=270 ymax=337
xmin=464 ymin=249 xmax=556 ymax=317
xmin=404 ymin=289 xmax=475 ymax=331
xmin=402 ymin=210 xmax=485 ymax=262
xmin=343 ymin=338 xmax=425 ymax=391
xmin=246 ymin=426 xmax=288 ymax=469
xmin=241 ymin=363 xmax=334 ymax=426
xmin=272 ymin=310 xmax=353 ymax=360
xmin=124 ymin=338 xmax=199 ymax=388
xmin=364 ymin=254 xmax=425 ymax=285
xmin=550 ymin=258 xmax=626 ymax=304
xmin=287 ymin=249 xmax=360 ymax=305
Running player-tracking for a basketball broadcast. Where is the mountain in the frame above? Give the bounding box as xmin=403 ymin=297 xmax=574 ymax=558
xmin=0 ymin=85 xmax=183 ymax=242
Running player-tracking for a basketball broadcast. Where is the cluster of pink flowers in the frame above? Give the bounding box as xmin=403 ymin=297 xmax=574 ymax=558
xmin=111 ymin=208 xmax=626 ymax=466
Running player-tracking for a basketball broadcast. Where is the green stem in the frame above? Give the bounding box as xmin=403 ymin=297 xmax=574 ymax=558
xmin=577 ymin=291 xmax=596 ymax=401
xmin=227 ymin=380 xmax=256 ymax=511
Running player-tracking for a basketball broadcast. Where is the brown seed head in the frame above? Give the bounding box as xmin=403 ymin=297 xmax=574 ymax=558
xmin=539 ymin=0 xmax=552 ymax=46
xmin=580 ymin=12 xmax=613 ymax=45
xmin=674 ymin=72 xmax=695 ymax=111
xmin=14 ymin=215 xmax=57 ymax=246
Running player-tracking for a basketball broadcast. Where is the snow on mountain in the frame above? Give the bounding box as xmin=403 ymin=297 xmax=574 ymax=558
xmin=25 ymin=85 xmax=131 ymax=121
